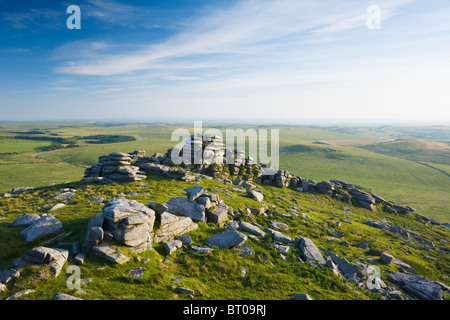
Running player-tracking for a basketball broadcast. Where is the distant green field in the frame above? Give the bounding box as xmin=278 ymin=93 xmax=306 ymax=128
xmin=279 ymin=143 xmax=450 ymax=222
xmin=360 ymin=139 xmax=450 ymax=166
xmin=0 ymin=139 xmax=51 ymax=154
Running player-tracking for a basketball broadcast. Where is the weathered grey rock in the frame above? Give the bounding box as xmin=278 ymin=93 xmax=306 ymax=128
xmin=380 ymin=252 xmax=396 ymax=265
xmin=12 ymin=214 xmax=40 ymax=227
xmin=148 ymin=202 xmax=169 ymax=215
xmin=206 ymin=229 xmax=247 ymax=249
xmin=238 ymin=244 xmax=255 ymax=256
xmin=225 ymin=221 xmax=240 ymax=231
xmin=153 ymin=212 xmax=198 ymax=243
xmin=297 ymin=236 xmax=326 ymax=267
xmin=190 ymin=245 xmax=214 ymax=254
xmin=49 ymin=203 xmax=66 ymax=212
xmin=0 ymin=283 xmax=6 ymax=293
xmin=195 ymin=196 xmax=211 ymax=209
xmin=165 ymin=197 xmax=206 ymax=222
xmin=20 ymin=215 xmax=63 ymax=242
xmin=162 ymin=240 xmax=183 ymax=255
xmin=99 ymin=198 xmax=155 ymax=252
xmin=74 ymin=253 xmax=85 ymax=265
xmin=177 ymin=287 xmax=194 ymax=295
xmin=6 ymin=289 xmax=35 ymax=300
xmin=83 ymin=226 xmax=104 ymax=252
xmin=350 ymin=190 xmax=376 ymax=211
xmin=206 ymin=205 xmax=228 ymax=224
xmin=52 ymin=192 xmax=76 ymax=201
xmin=321 ymin=248 xmax=364 ymax=279
xmin=0 ymin=269 xmax=20 ymax=284
xmin=129 ymin=267 xmax=145 ymax=279
xmin=264 ymin=228 xmax=293 ymax=244
xmin=90 ymin=243 xmax=130 ymax=264
xmin=184 ymin=186 xmax=207 ymax=201
xmin=101 ymin=197 xmax=155 ymax=225
xmin=386 ymin=272 xmax=449 ymax=300
xmin=293 ymin=293 xmax=313 ymax=300
xmin=21 ymin=246 xmax=69 ymax=277
xmin=247 ymin=189 xmax=263 ymax=202
xmin=52 ymin=293 xmax=83 ymax=300
xmin=177 ymin=233 xmax=192 ymax=245
xmin=271 ymin=221 xmax=289 ymax=231
xmin=239 ymin=221 xmax=265 ymax=237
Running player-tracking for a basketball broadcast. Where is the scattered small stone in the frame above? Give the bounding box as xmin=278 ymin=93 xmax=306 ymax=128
xmin=129 ymin=267 xmax=145 ymax=280
xmin=177 ymin=286 xmax=194 ymax=295
xmin=293 ymin=293 xmax=312 ymax=300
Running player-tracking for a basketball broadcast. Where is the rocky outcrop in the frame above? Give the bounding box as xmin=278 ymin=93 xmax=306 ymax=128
xmin=7 ymin=246 xmax=68 ymax=277
xmin=16 ymin=214 xmax=63 ymax=242
xmin=153 ymin=212 xmax=198 ymax=243
xmin=100 ymin=197 xmax=155 ymax=253
xmin=320 ymin=248 xmax=364 ymax=279
xmin=386 ymin=272 xmax=450 ymax=300
xmin=206 ymin=229 xmax=247 ymax=249
xmin=84 ymin=151 xmax=147 ymax=183
xmin=296 ymin=236 xmax=326 ymax=267
xmin=165 ymin=187 xmax=231 ymax=224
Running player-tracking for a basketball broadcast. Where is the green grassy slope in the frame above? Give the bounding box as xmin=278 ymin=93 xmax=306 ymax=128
xmin=280 ymin=143 xmax=450 ymax=222
xmin=0 ymin=175 xmax=448 ymax=300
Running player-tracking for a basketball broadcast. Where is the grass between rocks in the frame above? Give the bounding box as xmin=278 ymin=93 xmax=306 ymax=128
xmin=0 ymin=174 xmax=449 ymax=300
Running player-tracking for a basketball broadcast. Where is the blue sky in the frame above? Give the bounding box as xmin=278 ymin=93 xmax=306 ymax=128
xmin=0 ymin=0 xmax=449 ymax=123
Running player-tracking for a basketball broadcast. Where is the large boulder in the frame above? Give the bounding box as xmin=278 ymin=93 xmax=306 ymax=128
xmin=153 ymin=212 xmax=198 ymax=243
xmin=14 ymin=246 xmax=69 ymax=277
xmin=247 ymin=189 xmax=264 ymax=203
xmin=320 ymin=248 xmax=364 ymax=279
xmin=12 ymin=214 xmax=40 ymax=228
xmin=206 ymin=229 xmax=247 ymax=249
xmin=239 ymin=221 xmax=265 ymax=237
xmin=165 ymin=197 xmax=206 ymax=222
xmin=297 ymin=236 xmax=326 ymax=267
xmin=386 ymin=272 xmax=450 ymax=300
xmin=19 ymin=215 xmax=63 ymax=242
xmin=184 ymin=186 xmax=207 ymax=201
xmin=100 ymin=197 xmax=155 ymax=252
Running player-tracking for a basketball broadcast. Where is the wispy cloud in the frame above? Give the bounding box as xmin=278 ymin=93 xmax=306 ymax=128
xmin=54 ymin=0 xmax=416 ymax=77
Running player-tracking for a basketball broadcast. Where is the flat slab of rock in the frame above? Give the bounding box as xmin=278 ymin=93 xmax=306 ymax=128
xmin=49 ymin=203 xmax=66 ymax=212
xmin=184 ymin=186 xmax=207 ymax=201
xmin=12 ymin=214 xmax=40 ymax=227
xmin=0 ymin=269 xmax=20 ymax=284
xmin=264 ymin=228 xmax=292 ymax=244
xmin=90 ymin=243 xmax=130 ymax=264
xmin=297 ymin=236 xmax=326 ymax=267
xmin=239 ymin=221 xmax=265 ymax=237
xmin=165 ymin=197 xmax=206 ymax=222
xmin=206 ymin=205 xmax=228 ymax=224
xmin=321 ymin=248 xmax=364 ymax=279
xmin=162 ymin=240 xmax=183 ymax=255
xmin=206 ymin=229 xmax=247 ymax=249
xmin=387 ymin=272 xmax=450 ymax=300
xmin=52 ymin=192 xmax=76 ymax=201
xmin=52 ymin=293 xmax=83 ymax=300
xmin=153 ymin=212 xmax=198 ymax=243
xmin=20 ymin=215 xmax=63 ymax=242
xmin=293 ymin=293 xmax=313 ymax=300
xmin=247 ymin=189 xmax=263 ymax=202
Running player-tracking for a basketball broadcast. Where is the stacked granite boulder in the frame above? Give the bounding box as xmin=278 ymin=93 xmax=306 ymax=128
xmin=165 ymin=186 xmax=232 ymax=224
xmin=83 ymin=197 xmax=156 ymax=255
xmin=135 ymin=134 xmax=262 ymax=182
xmin=84 ymin=151 xmax=147 ymax=183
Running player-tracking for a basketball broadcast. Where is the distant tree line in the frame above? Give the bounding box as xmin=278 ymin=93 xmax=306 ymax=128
xmin=82 ymin=135 xmax=137 ymax=144
xmin=14 ymin=134 xmax=136 ymax=150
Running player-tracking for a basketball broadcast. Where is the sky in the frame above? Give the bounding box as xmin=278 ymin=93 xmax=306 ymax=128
xmin=0 ymin=0 xmax=449 ymax=124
